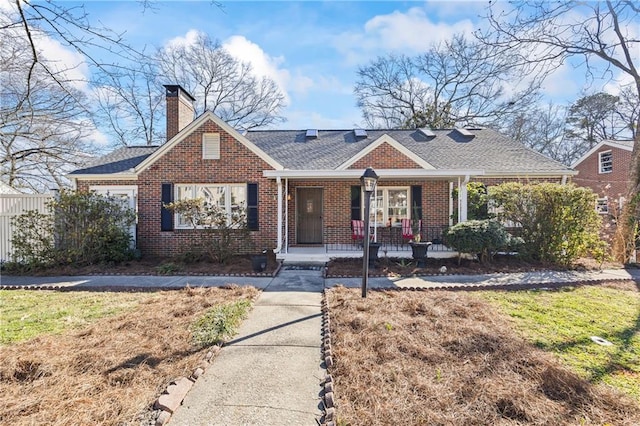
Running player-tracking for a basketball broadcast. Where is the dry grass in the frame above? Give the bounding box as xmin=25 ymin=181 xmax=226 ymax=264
xmin=327 ymin=286 xmax=640 ymax=425
xmin=0 ymin=286 xmax=259 ymax=426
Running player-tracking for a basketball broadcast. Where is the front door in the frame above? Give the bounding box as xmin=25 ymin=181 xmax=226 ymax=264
xmin=297 ymin=188 xmax=323 ymax=244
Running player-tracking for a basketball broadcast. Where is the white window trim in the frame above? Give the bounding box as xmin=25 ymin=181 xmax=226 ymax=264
xmin=364 ymin=186 xmax=411 ymax=226
xmin=174 ymin=183 xmax=246 ymax=229
xmin=202 ymin=133 xmax=221 ymax=160
xmin=596 ymin=197 xmax=609 ymax=215
xmin=598 ymin=150 xmax=612 ymax=174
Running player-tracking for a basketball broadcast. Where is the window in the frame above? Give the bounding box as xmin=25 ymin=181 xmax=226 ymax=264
xmin=203 ymin=133 xmax=220 ymax=159
xmin=596 ymin=198 xmax=609 ymax=214
xmin=175 ymin=184 xmax=246 ymax=228
xmin=599 ymin=150 xmax=612 ymax=173
xmin=367 ymin=187 xmax=410 ymax=226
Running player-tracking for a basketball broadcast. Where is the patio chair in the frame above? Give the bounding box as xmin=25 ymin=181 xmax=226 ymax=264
xmin=401 ymin=218 xmax=422 ymax=241
xmin=351 ymin=219 xmax=365 ymax=241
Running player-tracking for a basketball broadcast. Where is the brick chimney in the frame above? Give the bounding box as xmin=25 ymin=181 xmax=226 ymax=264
xmin=164 ymin=84 xmax=196 ymax=141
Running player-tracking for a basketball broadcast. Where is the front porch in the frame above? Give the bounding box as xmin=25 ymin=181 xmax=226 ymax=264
xmin=276 ymin=243 xmax=457 ymax=263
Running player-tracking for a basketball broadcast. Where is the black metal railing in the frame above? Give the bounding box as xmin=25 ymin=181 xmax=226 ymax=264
xmin=323 ymin=225 xmax=451 ymax=253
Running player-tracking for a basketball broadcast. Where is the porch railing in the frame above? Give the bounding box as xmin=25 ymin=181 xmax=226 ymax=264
xmin=323 ymin=224 xmax=451 ymax=253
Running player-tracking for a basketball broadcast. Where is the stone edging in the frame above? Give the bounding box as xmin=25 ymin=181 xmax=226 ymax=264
xmin=320 ymin=291 xmax=336 ymax=426
xmin=151 ymin=345 xmax=222 ymax=426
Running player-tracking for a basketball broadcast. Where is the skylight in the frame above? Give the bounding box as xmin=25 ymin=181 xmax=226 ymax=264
xmin=417 ymin=128 xmax=435 ymax=137
xmin=455 ymin=128 xmax=474 ymax=137
xmin=354 ymin=129 xmax=368 ymax=138
xmin=306 ymin=129 xmax=318 ymax=138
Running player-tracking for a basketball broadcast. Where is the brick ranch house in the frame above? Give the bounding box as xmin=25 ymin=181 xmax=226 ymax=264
xmin=572 ymin=139 xmax=634 ymax=241
xmin=69 ymin=85 xmax=576 ymax=260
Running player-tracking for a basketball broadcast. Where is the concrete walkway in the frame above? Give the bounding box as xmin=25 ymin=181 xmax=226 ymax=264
xmin=168 ymin=267 xmax=325 ymax=426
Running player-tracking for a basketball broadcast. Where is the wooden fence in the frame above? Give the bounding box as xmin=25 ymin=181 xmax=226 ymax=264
xmin=0 ymin=194 xmax=52 ymax=262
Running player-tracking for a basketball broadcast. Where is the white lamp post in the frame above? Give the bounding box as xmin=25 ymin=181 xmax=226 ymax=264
xmin=360 ymin=167 xmax=379 ymax=298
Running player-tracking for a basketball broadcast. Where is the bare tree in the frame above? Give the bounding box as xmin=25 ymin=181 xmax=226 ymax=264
xmin=481 ymin=0 xmax=639 ymax=261
xmin=156 ymin=32 xmax=286 ymax=130
xmin=93 ymin=60 xmax=165 ymax=146
xmin=0 ymin=13 xmax=94 ymax=192
xmin=617 ymin=83 xmax=640 ymax=140
xmin=502 ymin=103 xmax=573 ymax=164
xmin=354 ymin=34 xmax=542 ymax=129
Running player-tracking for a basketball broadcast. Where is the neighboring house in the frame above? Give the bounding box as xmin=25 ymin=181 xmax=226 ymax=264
xmin=572 ymin=139 xmax=633 ymax=236
xmin=69 ymin=85 xmax=576 ymax=259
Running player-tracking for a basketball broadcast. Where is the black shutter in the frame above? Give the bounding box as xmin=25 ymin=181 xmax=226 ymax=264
xmin=351 ymin=186 xmax=361 ymax=220
xmin=161 ymin=183 xmax=174 ymax=231
xmin=247 ymin=183 xmax=259 ymax=231
xmin=411 ymin=185 xmax=422 ymax=220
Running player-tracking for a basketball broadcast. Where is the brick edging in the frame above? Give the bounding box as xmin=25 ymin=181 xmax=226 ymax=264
xmin=152 ymin=345 xmax=222 ymax=425
xmin=320 ymin=290 xmax=337 ymax=426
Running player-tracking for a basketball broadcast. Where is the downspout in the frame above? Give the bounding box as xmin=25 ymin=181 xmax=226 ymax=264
xmin=275 ymin=176 xmax=283 ymax=254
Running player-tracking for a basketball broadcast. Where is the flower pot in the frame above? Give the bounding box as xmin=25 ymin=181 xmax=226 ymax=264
xmin=368 ymin=242 xmax=381 ymax=267
xmin=251 ymin=253 xmax=268 ymax=272
xmin=410 ymin=242 xmax=432 ymax=268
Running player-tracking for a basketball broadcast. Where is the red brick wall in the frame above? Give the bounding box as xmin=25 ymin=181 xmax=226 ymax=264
xmin=573 ymin=144 xmax=632 ymax=241
xmin=573 ymin=145 xmax=632 ymax=206
xmin=78 ymin=118 xmax=278 ymax=259
xmin=349 ymin=143 xmax=422 ymax=169
xmin=286 ymin=179 xmax=450 ymax=246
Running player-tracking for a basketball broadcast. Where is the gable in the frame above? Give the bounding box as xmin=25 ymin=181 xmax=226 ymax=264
xmin=339 ymin=134 xmax=434 ymax=170
xmin=571 ymin=139 xmax=634 ymax=168
xmin=135 ymin=111 xmax=282 ymax=173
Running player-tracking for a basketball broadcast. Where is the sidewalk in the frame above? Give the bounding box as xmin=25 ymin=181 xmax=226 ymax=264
xmin=168 ymin=267 xmax=325 ymax=426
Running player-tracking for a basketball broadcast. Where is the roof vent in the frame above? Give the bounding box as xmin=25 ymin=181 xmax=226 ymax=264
xmin=418 ymin=128 xmax=435 ymax=138
xmin=354 ymin=129 xmax=368 ymax=139
xmin=306 ymin=129 xmax=318 ymax=139
xmin=455 ymin=128 xmax=475 ymax=138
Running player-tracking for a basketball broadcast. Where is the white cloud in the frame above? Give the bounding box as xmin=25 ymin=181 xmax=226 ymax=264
xmin=334 ymin=6 xmax=475 ymax=65
xmin=282 ymin=108 xmax=363 ymax=130
xmin=34 ymin=33 xmax=90 ymax=91
xmin=222 ymin=35 xmax=292 ymax=101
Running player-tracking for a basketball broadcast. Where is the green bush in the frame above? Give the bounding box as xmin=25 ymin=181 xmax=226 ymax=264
xmin=164 ymin=198 xmax=253 ymax=264
xmin=451 ymin=181 xmax=492 ymax=222
xmin=490 ymin=183 xmax=604 ymax=266
xmin=445 ymin=219 xmax=511 ymax=264
xmin=191 ymin=300 xmax=252 ymax=347
xmin=9 ymin=190 xmax=136 ymax=268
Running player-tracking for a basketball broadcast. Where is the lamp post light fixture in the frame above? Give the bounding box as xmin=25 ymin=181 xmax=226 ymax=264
xmin=360 ymin=167 xmax=379 ymax=298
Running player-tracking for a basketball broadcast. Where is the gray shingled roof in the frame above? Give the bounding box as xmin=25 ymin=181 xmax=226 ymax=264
xmin=244 ymin=128 xmax=573 ymax=174
xmin=70 ymin=146 xmax=159 ymax=175
xmin=71 ymin=128 xmax=573 ymax=176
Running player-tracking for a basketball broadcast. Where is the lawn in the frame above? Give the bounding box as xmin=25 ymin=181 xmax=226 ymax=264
xmin=327 ymin=280 xmax=640 ymax=425
xmin=0 ymin=286 xmax=259 ymax=426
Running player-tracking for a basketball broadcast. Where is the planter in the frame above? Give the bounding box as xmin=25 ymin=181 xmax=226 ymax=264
xmin=410 ymin=242 xmax=432 ymax=267
xmin=251 ymin=253 xmax=268 ymax=272
xmin=368 ymin=242 xmax=381 ymax=267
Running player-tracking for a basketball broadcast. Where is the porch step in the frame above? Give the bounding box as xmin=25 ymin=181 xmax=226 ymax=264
xmin=282 ymin=261 xmax=325 ymax=271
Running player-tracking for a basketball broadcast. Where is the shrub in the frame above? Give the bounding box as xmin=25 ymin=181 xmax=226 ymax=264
xmin=191 ymin=300 xmax=252 ymax=347
xmin=445 ymin=220 xmax=511 ymax=264
xmin=490 ymin=183 xmax=604 ymax=266
xmin=164 ymin=198 xmax=253 ymax=264
xmin=10 ymin=190 xmax=136 ymax=268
